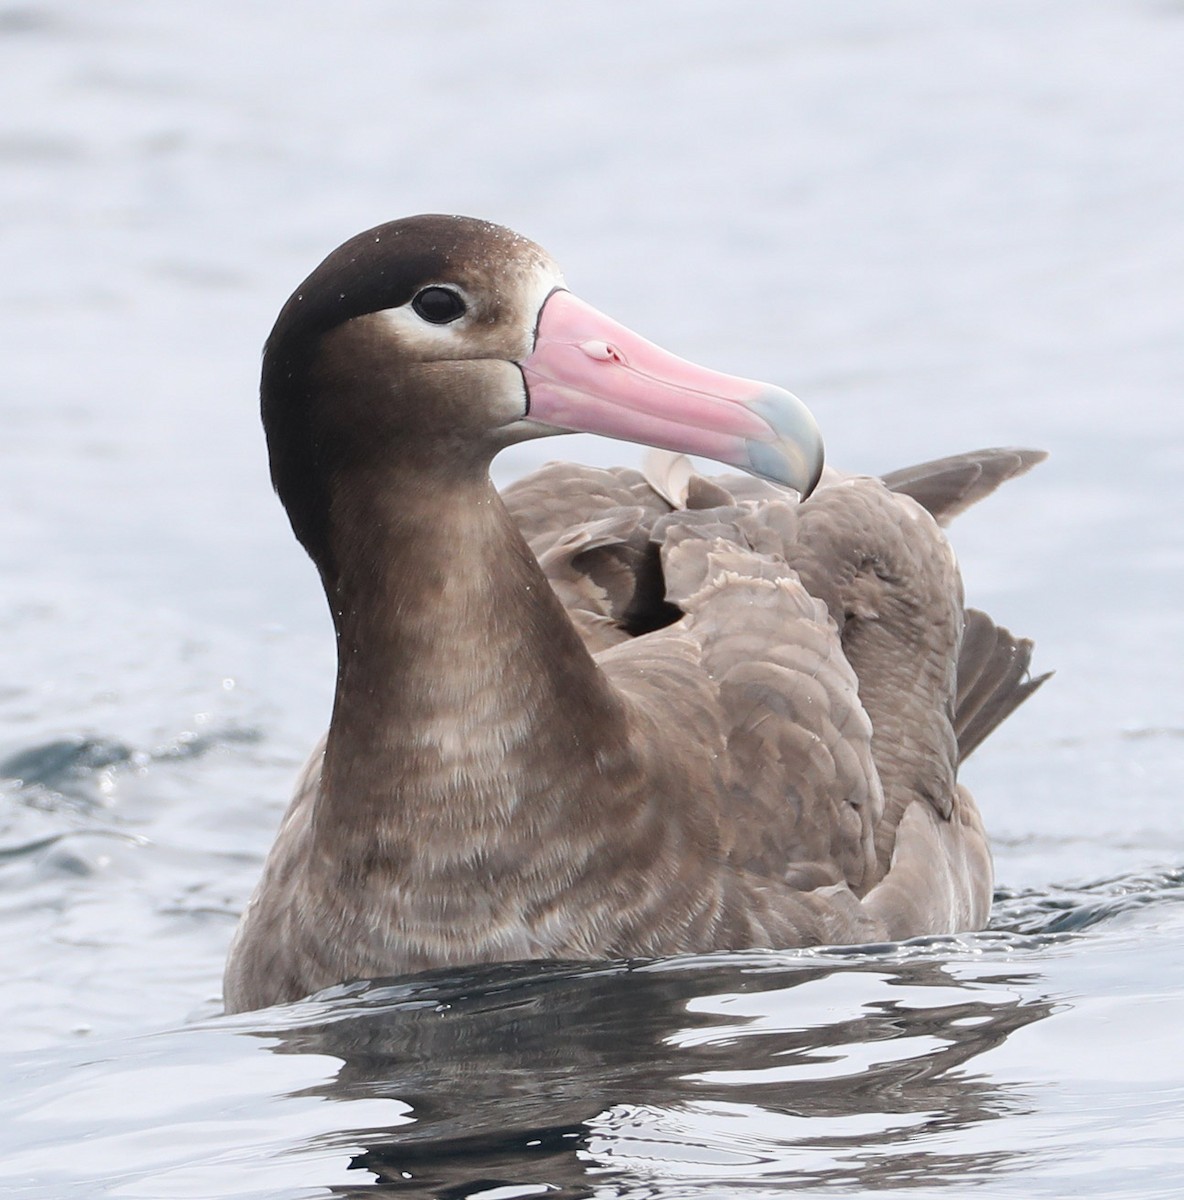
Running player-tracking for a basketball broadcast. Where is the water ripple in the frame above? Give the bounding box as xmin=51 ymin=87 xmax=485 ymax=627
xmin=0 ymin=726 xmax=261 ymax=810
xmin=993 ymin=867 xmax=1184 ymax=936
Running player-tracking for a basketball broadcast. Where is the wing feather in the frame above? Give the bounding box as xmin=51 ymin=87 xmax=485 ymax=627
xmin=501 ymin=447 xmax=1047 ymax=936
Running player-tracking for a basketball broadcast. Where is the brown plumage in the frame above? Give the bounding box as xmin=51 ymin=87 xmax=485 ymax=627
xmin=223 ymin=215 xmax=1048 ymax=1013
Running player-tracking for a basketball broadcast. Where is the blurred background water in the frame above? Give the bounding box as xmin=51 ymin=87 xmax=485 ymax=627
xmin=1 ymin=1 xmax=1182 ymax=1196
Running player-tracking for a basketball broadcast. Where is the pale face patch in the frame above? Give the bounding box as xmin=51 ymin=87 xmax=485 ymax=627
xmin=367 ymin=260 xmax=568 ymax=436
xmin=372 ymin=283 xmax=480 ymax=358
xmin=371 ymin=259 xmax=565 ymax=364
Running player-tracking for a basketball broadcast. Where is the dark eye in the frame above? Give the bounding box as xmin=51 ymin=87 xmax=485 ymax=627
xmin=411 ymin=286 xmax=466 ymax=324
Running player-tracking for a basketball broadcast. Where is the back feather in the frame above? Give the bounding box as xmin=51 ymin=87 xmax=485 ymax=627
xmin=503 ymin=448 xmax=1049 ymax=769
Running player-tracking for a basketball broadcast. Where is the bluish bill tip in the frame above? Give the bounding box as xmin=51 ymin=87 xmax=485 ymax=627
xmin=744 ymin=388 xmax=825 ymax=496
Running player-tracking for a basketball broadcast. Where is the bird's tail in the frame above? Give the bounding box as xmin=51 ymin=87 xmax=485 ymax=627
xmin=882 ymin=447 xmax=1052 ymax=760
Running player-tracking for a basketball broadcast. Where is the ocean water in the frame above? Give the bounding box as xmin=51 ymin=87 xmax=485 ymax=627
xmin=1 ymin=1 xmax=1182 ymax=1196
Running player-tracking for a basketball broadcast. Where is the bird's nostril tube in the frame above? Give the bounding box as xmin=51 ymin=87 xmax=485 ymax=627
xmin=579 ymin=340 xmax=626 ymax=365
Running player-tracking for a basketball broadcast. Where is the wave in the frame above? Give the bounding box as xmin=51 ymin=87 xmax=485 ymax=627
xmin=991 ymin=867 xmax=1184 ymax=937
xmin=0 ymin=726 xmax=261 ymax=811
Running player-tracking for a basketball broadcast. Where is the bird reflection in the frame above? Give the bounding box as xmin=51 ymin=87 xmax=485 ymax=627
xmin=238 ymin=947 xmax=1053 ymax=1197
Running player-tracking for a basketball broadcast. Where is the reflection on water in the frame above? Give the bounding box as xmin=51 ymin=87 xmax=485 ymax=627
xmin=2 ymin=869 xmax=1181 ymax=1197
xmin=228 ymin=948 xmax=1054 ymax=1196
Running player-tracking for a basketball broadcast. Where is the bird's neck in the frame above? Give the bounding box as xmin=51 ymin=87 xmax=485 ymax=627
xmin=313 ymin=466 xmax=636 ymax=861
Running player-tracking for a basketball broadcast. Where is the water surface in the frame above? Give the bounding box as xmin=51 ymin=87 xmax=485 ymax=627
xmin=2 ymin=2 xmax=1182 ymax=1196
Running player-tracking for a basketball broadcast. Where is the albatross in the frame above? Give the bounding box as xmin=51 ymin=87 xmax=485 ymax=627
xmin=223 ymin=214 xmax=1047 ymax=1014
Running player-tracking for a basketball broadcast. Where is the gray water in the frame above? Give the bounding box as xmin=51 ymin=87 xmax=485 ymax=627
xmin=1 ymin=1 xmax=1182 ymax=1196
